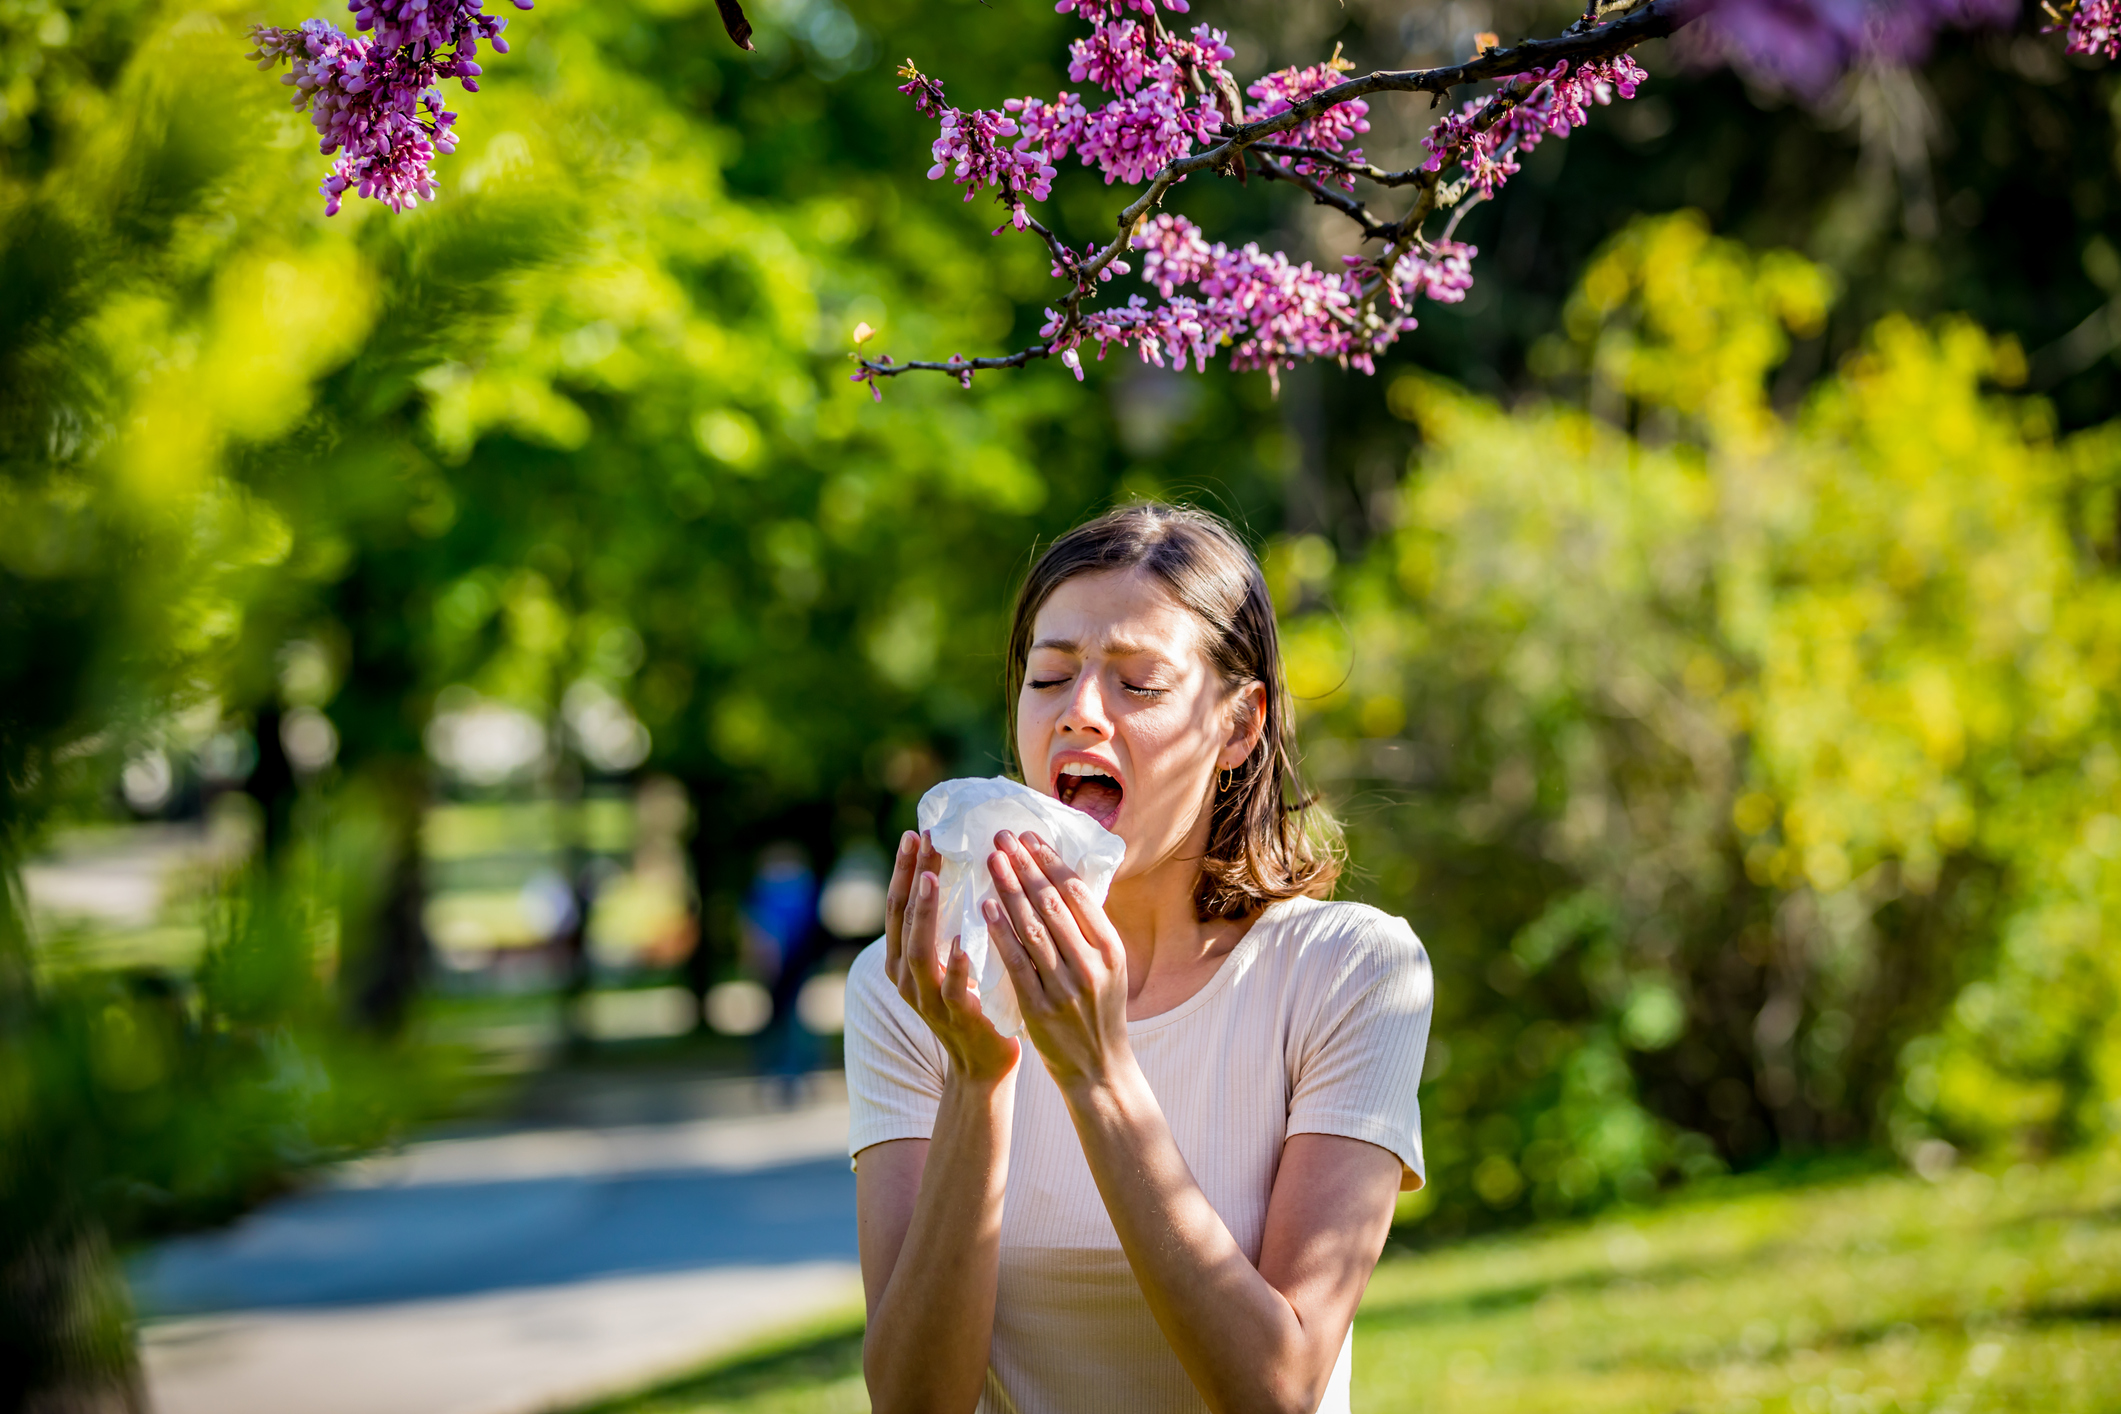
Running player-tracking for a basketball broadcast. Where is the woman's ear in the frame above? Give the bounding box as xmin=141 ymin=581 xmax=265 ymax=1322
xmin=1220 ymin=681 xmax=1268 ymax=768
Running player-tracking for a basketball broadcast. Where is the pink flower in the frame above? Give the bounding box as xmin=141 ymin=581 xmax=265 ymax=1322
xmin=1246 ymin=57 xmax=1369 ymax=187
xmin=2049 ymin=0 xmax=2120 ymax=59
xmin=249 ymin=0 xmax=531 ymax=215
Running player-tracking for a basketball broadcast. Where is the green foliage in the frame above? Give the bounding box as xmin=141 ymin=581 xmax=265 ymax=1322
xmin=7 ymin=878 xmax=443 ymax=1242
xmin=0 ymin=0 xmax=1296 ymax=1285
xmin=1297 ymin=212 xmax=2121 ymax=1233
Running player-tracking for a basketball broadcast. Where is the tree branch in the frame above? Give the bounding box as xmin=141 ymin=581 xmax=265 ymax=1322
xmin=1246 ymin=153 xmax=1408 ymax=242
xmin=856 ymin=0 xmax=1691 ymax=383
xmin=1250 ymin=143 xmax=1430 ymax=188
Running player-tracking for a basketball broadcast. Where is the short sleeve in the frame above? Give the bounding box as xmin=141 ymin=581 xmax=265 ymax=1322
xmin=1284 ymin=910 xmax=1434 ymax=1191
xmin=844 ymin=942 xmax=948 ymax=1166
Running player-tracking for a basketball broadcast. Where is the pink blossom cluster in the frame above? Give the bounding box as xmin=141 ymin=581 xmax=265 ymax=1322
xmin=351 ymin=0 xmax=526 ymax=88
xmin=1422 ymin=55 xmax=1646 ymax=198
xmin=1245 ymin=59 xmax=1369 ymax=187
xmin=1049 ymin=243 xmax=1130 ymax=287
xmin=862 ymin=0 xmax=2113 ymax=395
xmin=1072 ymin=25 xmax=1236 ymax=184
xmin=2048 ymin=0 xmax=2120 ymax=58
xmin=1043 ymin=16 xmax=1239 ymax=187
xmin=1045 ymin=215 xmax=1381 ymax=381
xmin=250 ymin=0 xmax=529 ymax=215
xmin=906 ymin=0 xmax=1238 ymax=215
xmin=898 ymin=66 xmax=1058 ymax=231
xmin=1056 ymin=0 xmax=1189 ymax=18
xmin=1389 ymin=241 xmax=1477 ymax=307
xmin=1044 ymin=216 xmax=1494 ymax=382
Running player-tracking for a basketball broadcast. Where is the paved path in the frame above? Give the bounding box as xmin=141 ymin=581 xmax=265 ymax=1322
xmin=133 ymin=1085 xmax=861 ymax=1414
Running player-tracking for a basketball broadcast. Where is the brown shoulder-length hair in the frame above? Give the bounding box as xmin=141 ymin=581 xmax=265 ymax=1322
xmin=1005 ymin=502 xmax=1342 ymax=921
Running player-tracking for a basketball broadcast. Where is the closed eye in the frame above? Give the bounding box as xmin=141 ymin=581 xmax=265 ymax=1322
xmin=1027 ymin=674 xmax=1164 ymax=697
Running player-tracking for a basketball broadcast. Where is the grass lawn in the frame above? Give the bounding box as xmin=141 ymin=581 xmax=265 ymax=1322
xmin=575 ymin=1147 xmax=2121 ymax=1414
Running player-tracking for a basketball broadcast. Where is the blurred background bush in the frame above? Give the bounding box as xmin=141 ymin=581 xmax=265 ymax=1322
xmin=2 ymin=0 xmax=2116 ymax=1405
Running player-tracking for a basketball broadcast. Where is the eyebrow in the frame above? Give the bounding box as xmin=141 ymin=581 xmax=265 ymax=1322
xmin=1029 ymin=636 xmax=1164 ymax=659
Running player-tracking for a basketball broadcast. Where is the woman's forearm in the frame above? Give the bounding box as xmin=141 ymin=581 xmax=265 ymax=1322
xmin=862 ymin=1071 xmax=1014 ymax=1414
xmin=1062 ymin=1064 xmax=1331 ymax=1414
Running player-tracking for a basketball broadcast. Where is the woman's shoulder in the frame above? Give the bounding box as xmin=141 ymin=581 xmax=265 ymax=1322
xmin=848 ymin=936 xmax=890 ymax=987
xmin=844 ymin=939 xmax=912 ymax=1027
xmin=1264 ymin=896 xmax=1428 ymax=979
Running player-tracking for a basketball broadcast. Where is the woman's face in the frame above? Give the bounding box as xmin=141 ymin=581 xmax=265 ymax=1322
xmin=1017 ymin=568 xmax=1259 ymax=879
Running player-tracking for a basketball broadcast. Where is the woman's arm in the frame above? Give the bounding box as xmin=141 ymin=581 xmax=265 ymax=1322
xmin=984 ymin=830 xmax=1405 ymax=1414
xmin=859 ymin=834 xmax=1021 ymax=1414
xmin=857 ymin=1074 xmax=1013 ymax=1413
xmin=1067 ymin=1090 xmax=1402 ymax=1414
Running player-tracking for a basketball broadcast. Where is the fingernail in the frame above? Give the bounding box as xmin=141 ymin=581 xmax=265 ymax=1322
xmin=900 ymin=831 xmax=915 ymax=852
xmin=918 ymin=873 xmax=934 ymax=900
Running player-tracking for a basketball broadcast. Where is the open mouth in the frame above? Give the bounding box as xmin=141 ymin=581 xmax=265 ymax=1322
xmin=1054 ymin=760 xmax=1125 ymax=831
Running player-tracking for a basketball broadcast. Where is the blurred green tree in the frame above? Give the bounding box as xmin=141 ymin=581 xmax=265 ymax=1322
xmin=0 ymin=1 xmax=1291 ymax=1401
xmin=1294 ymin=211 xmax=2121 ymax=1234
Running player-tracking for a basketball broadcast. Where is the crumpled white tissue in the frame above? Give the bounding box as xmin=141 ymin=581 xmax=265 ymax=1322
xmin=915 ymin=775 xmax=1127 ymax=1037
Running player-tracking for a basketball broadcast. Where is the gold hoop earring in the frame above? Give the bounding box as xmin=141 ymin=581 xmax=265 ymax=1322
xmin=1218 ymin=767 xmax=1233 ymax=793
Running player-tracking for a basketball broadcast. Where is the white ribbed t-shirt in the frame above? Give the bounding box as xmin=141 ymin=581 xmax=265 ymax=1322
xmin=845 ymin=894 xmax=1433 ymax=1414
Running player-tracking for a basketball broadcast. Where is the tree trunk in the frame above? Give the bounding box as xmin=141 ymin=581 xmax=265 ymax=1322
xmin=0 ymin=1223 xmax=149 ymax=1414
xmin=0 ymin=882 xmax=149 ymax=1414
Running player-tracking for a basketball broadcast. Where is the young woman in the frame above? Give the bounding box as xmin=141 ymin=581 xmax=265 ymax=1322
xmin=846 ymin=504 xmax=1433 ymax=1414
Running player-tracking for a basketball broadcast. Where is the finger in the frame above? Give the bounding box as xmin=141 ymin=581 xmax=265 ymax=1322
xmin=942 ymin=937 xmax=996 ymax=1030
xmin=988 ymin=839 xmax=1061 ymax=978
xmin=905 ymin=869 xmax=950 ymax=1016
xmin=1020 ymin=831 xmax=1123 ymax=967
xmin=883 ymin=830 xmax=917 ymax=987
xmin=1000 ymin=831 xmax=1090 ymax=984
xmin=984 ymin=895 xmax=1049 ymax=1011
xmin=910 ymin=833 xmax=948 ymax=992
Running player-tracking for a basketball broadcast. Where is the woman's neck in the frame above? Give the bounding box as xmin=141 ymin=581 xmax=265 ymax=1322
xmin=1102 ymin=807 xmax=1250 ymax=1007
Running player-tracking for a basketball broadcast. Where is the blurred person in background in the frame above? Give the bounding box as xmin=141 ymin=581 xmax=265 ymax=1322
xmin=740 ymin=842 xmax=824 ymax=1099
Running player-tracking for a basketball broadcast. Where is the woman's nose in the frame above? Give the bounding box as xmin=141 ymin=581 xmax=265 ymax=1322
xmin=1058 ymin=673 xmax=1110 ymax=737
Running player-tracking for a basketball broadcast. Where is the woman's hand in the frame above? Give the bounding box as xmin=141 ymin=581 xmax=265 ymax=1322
xmin=884 ymin=829 xmax=1020 ymax=1085
xmin=983 ymin=829 xmax=1134 ymax=1093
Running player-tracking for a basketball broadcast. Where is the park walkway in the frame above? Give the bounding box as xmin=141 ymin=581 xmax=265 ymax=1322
xmin=131 ymin=1075 xmax=861 ymax=1414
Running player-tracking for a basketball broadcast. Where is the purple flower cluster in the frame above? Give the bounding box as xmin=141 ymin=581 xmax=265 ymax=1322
xmin=864 ymin=0 xmax=2112 ymax=396
xmin=2047 ymin=0 xmax=2121 ymax=58
xmin=899 ymin=66 xmax=1057 ymax=231
xmin=1056 ymin=0 xmax=1187 ymax=18
xmin=352 ymin=0 xmax=522 ymax=86
xmin=1390 ymin=241 xmax=1477 ymax=308
xmin=1423 ymin=55 xmax=1647 ymax=198
xmin=1035 ymin=215 xmax=1470 ymax=383
xmin=250 ymin=0 xmax=530 ymax=215
xmin=1690 ymin=0 xmax=2018 ymax=97
xmin=904 ymin=0 xmax=1236 ymax=213
xmin=1085 ymin=215 xmax=1367 ymax=379
xmin=1245 ymin=56 xmax=1369 ymax=187
xmin=888 ymin=3 xmax=1655 ymax=388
